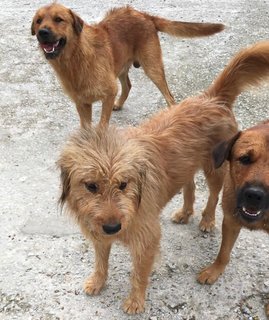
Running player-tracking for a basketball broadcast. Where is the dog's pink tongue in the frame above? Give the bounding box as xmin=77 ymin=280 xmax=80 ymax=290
xmin=40 ymin=43 xmax=54 ymax=51
xmin=40 ymin=41 xmax=60 ymax=53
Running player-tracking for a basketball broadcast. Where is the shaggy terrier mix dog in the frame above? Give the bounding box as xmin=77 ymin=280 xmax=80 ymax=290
xmin=58 ymin=41 xmax=269 ymax=313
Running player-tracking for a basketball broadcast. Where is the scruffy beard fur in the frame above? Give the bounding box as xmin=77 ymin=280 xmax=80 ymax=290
xmin=58 ymin=41 xmax=269 ymax=314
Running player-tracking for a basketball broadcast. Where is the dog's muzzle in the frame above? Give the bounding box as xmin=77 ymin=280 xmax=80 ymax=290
xmin=37 ymin=28 xmax=66 ymax=59
xmin=237 ymin=184 xmax=269 ymax=222
xmin=102 ymin=223 xmax=121 ymax=235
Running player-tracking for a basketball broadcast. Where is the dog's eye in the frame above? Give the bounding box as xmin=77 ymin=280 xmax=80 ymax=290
xmin=238 ymin=155 xmax=252 ymax=165
xmin=85 ymin=182 xmax=98 ymax=193
xmin=119 ymin=182 xmax=127 ymax=191
xmin=54 ymin=17 xmax=64 ymax=23
xmin=36 ymin=18 xmax=42 ymax=24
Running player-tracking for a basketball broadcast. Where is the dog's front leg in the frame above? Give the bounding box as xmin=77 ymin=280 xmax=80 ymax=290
xmin=100 ymin=95 xmax=117 ymax=126
xmin=123 ymin=228 xmax=160 ymax=314
xmin=123 ymin=249 xmax=156 ymax=314
xmin=197 ymin=215 xmax=241 ymax=284
xmin=84 ymin=240 xmax=111 ymax=295
xmin=76 ymin=103 xmax=92 ymax=128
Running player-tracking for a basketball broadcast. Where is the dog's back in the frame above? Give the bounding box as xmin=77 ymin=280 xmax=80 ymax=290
xmin=100 ymin=6 xmax=224 ymax=53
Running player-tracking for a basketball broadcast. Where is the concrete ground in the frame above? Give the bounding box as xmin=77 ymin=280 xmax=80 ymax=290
xmin=1 ymin=0 xmax=269 ymax=319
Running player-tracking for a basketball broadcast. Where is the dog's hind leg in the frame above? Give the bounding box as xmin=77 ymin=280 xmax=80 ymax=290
xmin=138 ymin=37 xmax=176 ymax=106
xmin=199 ymin=167 xmax=225 ymax=232
xmin=114 ymin=70 xmax=132 ymax=110
xmin=84 ymin=240 xmax=111 ymax=295
xmin=171 ymin=179 xmax=196 ymax=224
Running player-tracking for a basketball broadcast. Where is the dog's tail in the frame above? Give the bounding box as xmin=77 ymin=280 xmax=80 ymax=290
xmin=152 ymin=16 xmax=224 ymax=37
xmin=206 ymin=41 xmax=269 ymax=108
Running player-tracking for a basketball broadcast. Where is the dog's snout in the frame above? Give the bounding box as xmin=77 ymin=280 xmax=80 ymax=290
xmin=102 ymin=223 xmax=121 ymax=235
xmin=38 ymin=28 xmax=51 ymax=40
xmin=242 ymin=186 xmax=266 ymax=208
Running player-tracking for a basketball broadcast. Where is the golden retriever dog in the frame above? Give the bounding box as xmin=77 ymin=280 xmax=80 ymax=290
xmin=58 ymin=41 xmax=269 ymax=313
xmin=31 ymin=3 xmax=224 ymax=127
xmin=198 ymin=120 xmax=269 ymax=317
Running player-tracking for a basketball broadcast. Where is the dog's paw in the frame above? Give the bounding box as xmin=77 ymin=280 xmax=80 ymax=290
xmin=113 ymin=103 xmax=122 ymax=111
xmin=199 ymin=217 xmax=215 ymax=232
xmin=197 ymin=264 xmax=222 ymax=285
xmin=123 ymin=297 xmax=145 ymax=314
xmin=83 ymin=275 xmax=106 ymax=295
xmin=171 ymin=209 xmax=193 ymax=224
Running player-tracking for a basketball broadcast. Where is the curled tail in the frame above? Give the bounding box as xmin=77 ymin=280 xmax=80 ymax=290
xmin=151 ymin=16 xmax=224 ymax=37
xmin=206 ymin=41 xmax=269 ymax=107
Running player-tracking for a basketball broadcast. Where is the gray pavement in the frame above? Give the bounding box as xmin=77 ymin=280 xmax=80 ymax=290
xmin=1 ymin=0 xmax=269 ymax=319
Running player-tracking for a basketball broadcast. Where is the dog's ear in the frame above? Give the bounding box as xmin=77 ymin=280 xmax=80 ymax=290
xmin=137 ymin=168 xmax=146 ymax=207
xmin=69 ymin=9 xmax=84 ymax=35
xmin=31 ymin=19 xmax=36 ymax=35
xmin=213 ymin=131 xmax=241 ymax=169
xmin=59 ymin=166 xmax=71 ymax=207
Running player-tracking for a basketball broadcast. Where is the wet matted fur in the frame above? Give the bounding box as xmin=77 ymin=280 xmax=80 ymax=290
xmin=31 ymin=3 xmax=224 ymax=127
xmin=58 ymin=41 xmax=269 ymax=313
xmin=198 ymin=120 xmax=269 ymax=317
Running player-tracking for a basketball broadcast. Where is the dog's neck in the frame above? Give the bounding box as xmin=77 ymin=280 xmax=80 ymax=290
xmin=48 ymin=26 xmax=111 ymax=91
xmin=50 ymin=32 xmax=93 ymax=67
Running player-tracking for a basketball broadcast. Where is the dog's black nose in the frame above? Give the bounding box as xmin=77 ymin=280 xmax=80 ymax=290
xmin=38 ymin=28 xmax=51 ymax=40
xmin=242 ymin=186 xmax=266 ymax=208
xmin=102 ymin=223 xmax=121 ymax=235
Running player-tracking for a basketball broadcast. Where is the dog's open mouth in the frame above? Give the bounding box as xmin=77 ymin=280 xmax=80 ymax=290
xmin=39 ymin=38 xmax=66 ymax=59
xmin=238 ymin=206 xmax=263 ymax=222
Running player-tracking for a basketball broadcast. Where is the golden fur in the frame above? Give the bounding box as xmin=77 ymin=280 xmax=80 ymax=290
xmin=198 ymin=120 xmax=269 ymax=317
xmin=58 ymin=41 xmax=269 ymax=313
xmin=31 ymin=3 xmax=224 ymax=127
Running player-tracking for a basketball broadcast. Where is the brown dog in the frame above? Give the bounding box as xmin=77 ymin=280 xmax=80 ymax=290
xmin=198 ymin=120 xmax=269 ymax=316
xmin=31 ymin=3 xmax=224 ymax=127
xmin=58 ymin=41 xmax=269 ymax=313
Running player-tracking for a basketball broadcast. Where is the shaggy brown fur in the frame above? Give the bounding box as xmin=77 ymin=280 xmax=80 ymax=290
xmin=198 ymin=120 xmax=269 ymax=317
xmin=31 ymin=3 xmax=224 ymax=127
xmin=58 ymin=41 xmax=269 ymax=313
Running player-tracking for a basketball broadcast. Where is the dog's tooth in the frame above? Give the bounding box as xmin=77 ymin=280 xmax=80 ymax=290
xmin=44 ymin=47 xmax=55 ymax=53
xmin=241 ymin=206 xmax=261 ymax=216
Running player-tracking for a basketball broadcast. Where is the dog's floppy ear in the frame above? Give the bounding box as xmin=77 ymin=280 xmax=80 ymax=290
xmin=137 ymin=168 xmax=146 ymax=208
xmin=31 ymin=19 xmax=36 ymax=36
xmin=213 ymin=131 xmax=241 ymax=169
xmin=69 ymin=9 xmax=84 ymax=35
xmin=59 ymin=166 xmax=71 ymax=207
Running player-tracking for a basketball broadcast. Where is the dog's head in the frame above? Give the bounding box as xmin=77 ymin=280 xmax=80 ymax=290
xmin=31 ymin=3 xmax=83 ymax=59
xmin=57 ymin=126 xmax=150 ymax=239
xmin=213 ymin=121 xmax=269 ymax=225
